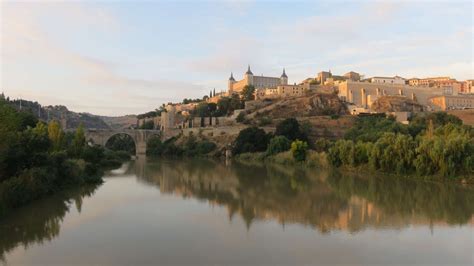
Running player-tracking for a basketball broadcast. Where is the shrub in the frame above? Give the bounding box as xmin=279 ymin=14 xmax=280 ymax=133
xmin=266 ymin=136 xmax=291 ymax=155
xmin=236 ymin=112 xmax=246 ymax=123
xmin=232 ymin=127 xmax=270 ymax=155
xmin=275 ymin=118 xmax=307 ymax=141
xmin=291 ymin=140 xmax=308 ymax=162
xmin=258 ymin=116 xmax=272 ymax=126
xmin=147 ymin=136 xmax=164 ymax=156
xmin=195 ymin=141 xmax=217 ymax=154
xmin=314 ymin=138 xmax=332 ymax=152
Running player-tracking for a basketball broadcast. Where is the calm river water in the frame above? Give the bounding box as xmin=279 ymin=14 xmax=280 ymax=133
xmin=1 ymin=158 xmax=473 ymax=266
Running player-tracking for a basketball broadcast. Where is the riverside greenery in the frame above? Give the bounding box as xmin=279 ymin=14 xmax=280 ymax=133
xmin=0 ymin=99 xmax=130 ymax=216
xmin=234 ymin=115 xmax=474 ymax=179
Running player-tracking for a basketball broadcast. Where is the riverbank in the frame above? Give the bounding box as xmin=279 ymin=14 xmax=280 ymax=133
xmin=0 ymin=98 xmax=132 ymax=217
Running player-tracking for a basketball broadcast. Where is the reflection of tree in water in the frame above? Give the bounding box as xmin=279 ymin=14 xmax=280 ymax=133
xmin=0 ymin=184 xmax=100 ymax=262
xmin=139 ymin=158 xmax=474 ymax=233
xmin=327 ymin=171 xmax=474 ymax=225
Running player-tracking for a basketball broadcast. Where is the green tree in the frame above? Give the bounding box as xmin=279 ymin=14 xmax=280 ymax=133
xmin=48 ymin=120 xmax=65 ymax=151
xmin=241 ymin=85 xmax=255 ymax=101
xmin=275 ymin=118 xmax=307 ymax=141
xmin=71 ymin=123 xmax=85 ymax=157
xmin=266 ymin=136 xmax=291 ymax=155
xmin=291 ymin=140 xmax=308 ymax=162
xmin=232 ymin=127 xmax=270 ymax=155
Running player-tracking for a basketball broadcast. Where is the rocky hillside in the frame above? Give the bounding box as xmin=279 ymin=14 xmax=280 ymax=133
xmin=248 ymin=92 xmax=348 ymax=119
xmin=371 ymin=96 xmax=424 ymax=113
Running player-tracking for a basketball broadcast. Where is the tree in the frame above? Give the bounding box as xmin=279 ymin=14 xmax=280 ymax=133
xmin=208 ymin=103 xmax=217 ymax=115
xmin=217 ymin=97 xmax=231 ymax=116
xmin=266 ymin=136 xmax=291 ymax=155
xmin=275 ymin=118 xmax=307 ymax=141
xmin=291 ymin=140 xmax=308 ymax=162
xmin=236 ymin=112 xmax=246 ymax=123
xmin=229 ymin=94 xmax=243 ymax=111
xmin=196 ymin=102 xmax=210 ymax=117
xmin=232 ymin=127 xmax=270 ymax=155
xmin=48 ymin=120 xmax=64 ymax=151
xmin=71 ymin=123 xmax=85 ymax=157
xmin=241 ymin=85 xmax=255 ymax=101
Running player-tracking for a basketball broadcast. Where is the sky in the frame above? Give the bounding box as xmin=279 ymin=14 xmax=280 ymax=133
xmin=1 ymin=0 xmax=473 ymax=116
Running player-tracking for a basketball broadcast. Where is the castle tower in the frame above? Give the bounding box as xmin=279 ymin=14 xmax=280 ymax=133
xmin=228 ymin=72 xmax=235 ymax=94
xmin=244 ymin=65 xmax=254 ymax=86
xmin=280 ymin=68 xmax=288 ymax=85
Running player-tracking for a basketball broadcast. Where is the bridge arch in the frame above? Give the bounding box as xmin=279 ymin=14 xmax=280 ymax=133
xmin=104 ymin=132 xmax=137 ymax=155
xmin=85 ymin=129 xmax=165 ymax=156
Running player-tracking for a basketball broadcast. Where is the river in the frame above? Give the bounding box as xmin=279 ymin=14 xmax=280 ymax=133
xmin=1 ymin=158 xmax=473 ymax=265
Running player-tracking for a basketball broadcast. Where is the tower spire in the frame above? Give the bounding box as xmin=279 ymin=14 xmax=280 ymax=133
xmin=246 ymin=65 xmax=253 ymax=75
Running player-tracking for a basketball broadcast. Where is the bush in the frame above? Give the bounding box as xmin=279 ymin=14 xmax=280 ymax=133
xmin=236 ymin=112 xmax=246 ymax=123
xmin=258 ymin=116 xmax=272 ymax=126
xmin=195 ymin=141 xmax=217 ymax=155
xmin=232 ymin=127 xmax=270 ymax=155
xmin=266 ymin=136 xmax=291 ymax=155
xmin=275 ymin=118 xmax=307 ymax=141
xmin=147 ymin=137 xmax=164 ymax=156
xmin=291 ymin=140 xmax=308 ymax=162
xmin=314 ymin=138 xmax=332 ymax=152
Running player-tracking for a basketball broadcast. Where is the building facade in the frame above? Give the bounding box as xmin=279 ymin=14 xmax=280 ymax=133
xmin=255 ymin=84 xmax=309 ymax=100
xmin=429 ymin=95 xmax=474 ymax=111
xmin=228 ymin=66 xmax=288 ymax=94
xmin=370 ymin=76 xmax=406 ymax=85
xmin=338 ymin=80 xmax=446 ymax=108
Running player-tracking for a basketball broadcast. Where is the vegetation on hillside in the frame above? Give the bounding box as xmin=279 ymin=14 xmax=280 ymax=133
xmin=234 ymin=113 xmax=474 ymax=179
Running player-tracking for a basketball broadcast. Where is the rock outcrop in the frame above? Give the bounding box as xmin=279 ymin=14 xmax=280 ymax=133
xmin=371 ymin=96 xmax=424 ymax=113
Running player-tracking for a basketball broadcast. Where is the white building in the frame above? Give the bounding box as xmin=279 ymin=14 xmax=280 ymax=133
xmin=371 ymin=76 xmax=406 ymax=85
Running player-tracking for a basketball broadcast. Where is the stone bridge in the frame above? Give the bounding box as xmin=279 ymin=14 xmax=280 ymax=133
xmin=85 ymin=129 xmax=163 ymax=155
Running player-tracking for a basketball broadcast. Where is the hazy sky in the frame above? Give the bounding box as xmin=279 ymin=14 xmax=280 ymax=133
xmin=1 ymin=0 xmax=473 ymax=116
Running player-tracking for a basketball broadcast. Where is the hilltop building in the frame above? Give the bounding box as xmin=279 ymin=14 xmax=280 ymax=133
xmin=370 ymin=76 xmax=406 ymax=85
xmin=429 ymin=95 xmax=474 ymax=110
xmin=228 ymin=66 xmax=288 ymax=94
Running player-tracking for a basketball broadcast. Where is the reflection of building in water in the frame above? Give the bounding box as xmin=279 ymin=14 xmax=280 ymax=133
xmin=136 ymin=159 xmax=474 ymax=233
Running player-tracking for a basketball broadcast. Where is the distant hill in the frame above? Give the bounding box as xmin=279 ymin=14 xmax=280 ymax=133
xmin=6 ymin=97 xmax=110 ymax=129
xmin=100 ymin=115 xmax=137 ymax=130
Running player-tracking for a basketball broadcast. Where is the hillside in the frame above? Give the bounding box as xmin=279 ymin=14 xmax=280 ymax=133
xmin=248 ymin=92 xmax=348 ymax=120
xmin=100 ymin=115 xmax=138 ymax=130
xmin=7 ymin=98 xmax=110 ymax=129
xmin=371 ymin=96 xmax=424 ymax=113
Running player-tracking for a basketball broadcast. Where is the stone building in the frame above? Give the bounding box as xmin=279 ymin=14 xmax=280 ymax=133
xmin=255 ymin=83 xmax=310 ymax=100
xmin=338 ymin=80 xmax=446 ymax=109
xmin=344 ymin=71 xmax=361 ymax=81
xmin=429 ymin=95 xmax=474 ymax=111
xmin=228 ymin=66 xmax=288 ymax=94
xmin=160 ymin=105 xmax=176 ymax=131
xmin=317 ymin=71 xmax=332 ymax=84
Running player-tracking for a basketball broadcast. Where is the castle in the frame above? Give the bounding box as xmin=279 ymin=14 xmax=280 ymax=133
xmin=228 ymin=65 xmax=288 ymax=94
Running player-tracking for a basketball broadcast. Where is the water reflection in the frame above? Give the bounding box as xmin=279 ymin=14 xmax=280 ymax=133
xmin=1 ymin=158 xmax=473 ymax=265
xmin=0 ymin=184 xmax=100 ymax=261
xmin=135 ymin=157 xmax=474 ymax=233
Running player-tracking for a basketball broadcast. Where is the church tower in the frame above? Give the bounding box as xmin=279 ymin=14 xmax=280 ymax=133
xmin=228 ymin=72 xmax=235 ymax=94
xmin=244 ymin=65 xmax=254 ymax=86
xmin=280 ymin=68 xmax=288 ymax=85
